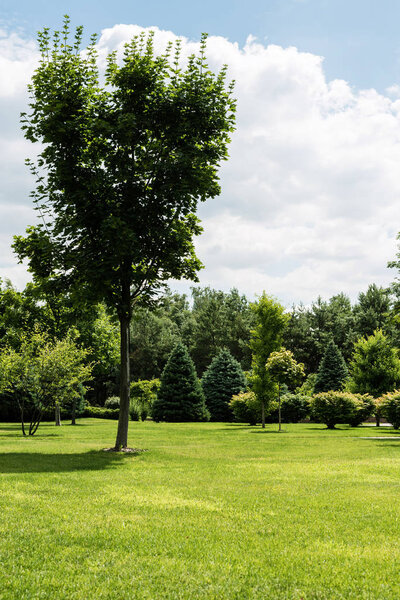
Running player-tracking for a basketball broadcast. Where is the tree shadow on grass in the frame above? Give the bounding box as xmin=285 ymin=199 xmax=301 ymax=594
xmin=0 ymin=450 xmax=137 ymax=474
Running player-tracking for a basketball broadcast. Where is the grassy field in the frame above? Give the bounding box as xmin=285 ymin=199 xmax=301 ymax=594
xmin=1 ymin=420 xmax=400 ymax=599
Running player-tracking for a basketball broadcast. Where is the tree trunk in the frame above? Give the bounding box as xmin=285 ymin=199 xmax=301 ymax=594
xmin=278 ymin=383 xmax=282 ymax=432
xmin=261 ymin=400 xmax=265 ymax=429
xmin=115 ymin=299 xmax=131 ymax=450
xmin=71 ymin=399 xmax=76 ymax=425
xmin=376 ymin=414 xmax=380 ymax=427
xmin=55 ymin=403 xmax=61 ymax=426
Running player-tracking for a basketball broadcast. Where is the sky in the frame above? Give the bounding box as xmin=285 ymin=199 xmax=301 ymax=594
xmin=1 ymin=0 xmax=400 ymax=306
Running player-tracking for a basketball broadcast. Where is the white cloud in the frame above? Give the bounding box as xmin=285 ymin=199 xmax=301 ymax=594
xmin=0 ymin=25 xmax=399 ymax=304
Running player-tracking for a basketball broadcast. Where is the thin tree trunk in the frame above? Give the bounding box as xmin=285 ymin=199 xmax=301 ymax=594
xmin=71 ymin=399 xmax=76 ymax=425
xmin=115 ymin=283 xmax=131 ymax=450
xmin=55 ymin=403 xmax=61 ymax=426
xmin=278 ymin=383 xmax=282 ymax=432
xmin=261 ymin=400 xmax=265 ymax=429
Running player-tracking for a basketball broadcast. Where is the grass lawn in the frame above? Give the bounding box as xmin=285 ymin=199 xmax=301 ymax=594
xmin=1 ymin=420 xmax=400 ymax=599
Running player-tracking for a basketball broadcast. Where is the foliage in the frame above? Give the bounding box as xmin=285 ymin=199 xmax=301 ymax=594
xmin=152 ymin=343 xmax=209 ymax=422
xmin=265 ymin=348 xmax=305 ymax=389
xmin=229 ymin=391 xmax=261 ymax=425
xmin=381 ymin=390 xmax=400 ymax=429
xmin=201 ymin=349 xmax=246 ymax=421
xmin=16 ymin=18 xmax=235 ymax=449
xmin=348 ymin=394 xmax=375 ymax=427
xmin=348 ymin=329 xmax=400 ymax=397
xmin=311 ymin=391 xmax=357 ymax=429
xmin=279 ymin=394 xmax=311 ymax=423
xmin=190 ymin=287 xmax=254 ymax=374
xmin=249 ymin=293 xmax=288 ymax=426
xmin=314 ymin=340 xmax=348 ymax=393
xmin=296 ymin=373 xmax=317 ymax=396
xmin=83 ymin=406 xmax=120 ymax=419
xmin=104 ymin=396 xmax=120 ymax=410
xmin=130 ymin=379 xmax=160 ymax=421
xmin=0 ymin=329 xmax=92 ymax=434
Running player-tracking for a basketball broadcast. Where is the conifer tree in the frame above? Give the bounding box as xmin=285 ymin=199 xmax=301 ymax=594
xmin=152 ymin=343 xmax=209 ymax=422
xmin=201 ymin=349 xmax=247 ymax=421
xmin=314 ymin=340 xmax=348 ymax=393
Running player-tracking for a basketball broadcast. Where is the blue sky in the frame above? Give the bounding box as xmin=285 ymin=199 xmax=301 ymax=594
xmin=4 ymin=0 xmax=400 ymax=93
xmin=1 ymin=0 xmax=400 ymax=303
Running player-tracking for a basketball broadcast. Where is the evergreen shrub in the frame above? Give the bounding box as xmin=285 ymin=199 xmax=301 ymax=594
xmin=314 ymin=341 xmax=348 ymax=393
xmin=152 ymin=343 xmax=209 ymax=422
xmin=202 ymin=349 xmax=246 ymax=421
xmin=280 ymin=394 xmax=311 ymax=423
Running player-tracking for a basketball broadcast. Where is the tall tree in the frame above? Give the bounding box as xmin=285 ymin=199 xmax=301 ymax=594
xmin=152 ymin=343 xmax=209 ymax=422
xmin=314 ymin=340 xmax=348 ymax=394
xmin=249 ymin=293 xmax=289 ymax=428
xmin=348 ymin=329 xmax=400 ymax=398
xmin=15 ymin=19 xmax=235 ymax=449
xmin=202 ymin=348 xmax=246 ymax=421
xmin=354 ymin=284 xmax=391 ymax=338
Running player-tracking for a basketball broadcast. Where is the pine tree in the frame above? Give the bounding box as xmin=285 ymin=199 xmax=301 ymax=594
xmin=314 ymin=340 xmax=348 ymax=393
xmin=152 ymin=343 xmax=209 ymax=422
xmin=202 ymin=349 xmax=247 ymax=421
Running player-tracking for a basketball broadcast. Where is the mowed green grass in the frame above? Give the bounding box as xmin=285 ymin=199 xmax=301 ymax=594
xmin=1 ymin=420 xmax=400 ymax=599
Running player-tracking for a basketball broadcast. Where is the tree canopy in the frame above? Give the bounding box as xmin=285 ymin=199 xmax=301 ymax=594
xmin=16 ymin=18 xmax=236 ymax=449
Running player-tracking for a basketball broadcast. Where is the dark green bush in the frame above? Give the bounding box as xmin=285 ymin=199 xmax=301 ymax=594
xmin=280 ymin=394 xmax=311 ymax=423
xmin=104 ymin=396 xmax=120 ymax=409
xmin=381 ymin=390 xmax=400 ymax=429
xmin=83 ymin=406 xmax=119 ymax=419
xmin=202 ymin=349 xmax=246 ymax=421
xmin=311 ymin=391 xmax=357 ymax=429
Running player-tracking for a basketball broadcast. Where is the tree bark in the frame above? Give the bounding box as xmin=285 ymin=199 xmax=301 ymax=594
xmin=71 ymin=399 xmax=76 ymax=425
xmin=115 ymin=282 xmax=131 ymax=450
xmin=261 ymin=400 xmax=265 ymax=429
xmin=278 ymin=383 xmax=282 ymax=432
xmin=55 ymin=403 xmax=61 ymax=426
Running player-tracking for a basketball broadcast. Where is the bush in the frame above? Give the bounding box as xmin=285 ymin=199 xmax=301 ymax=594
xmin=381 ymin=390 xmax=400 ymax=429
xmin=202 ymin=349 xmax=246 ymax=421
xmin=83 ymin=406 xmax=119 ymax=419
xmin=104 ymin=396 xmax=120 ymax=409
xmin=229 ymin=391 xmax=261 ymax=426
xmin=280 ymin=394 xmax=311 ymax=423
xmin=348 ymin=394 xmax=375 ymax=427
xmin=130 ymin=379 xmax=160 ymax=421
xmin=311 ymin=391 xmax=357 ymax=429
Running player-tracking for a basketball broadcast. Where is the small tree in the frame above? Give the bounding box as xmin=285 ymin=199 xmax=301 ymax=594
xmin=0 ymin=330 xmax=92 ymax=434
xmin=348 ymin=329 xmax=400 ymax=397
xmin=249 ymin=294 xmax=289 ymax=428
xmin=265 ymin=348 xmax=305 ymax=431
xmin=201 ymin=349 xmax=246 ymax=421
xmin=152 ymin=343 xmax=209 ymax=422
xmin=314 ymin=340 xmax=348 ymax=394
